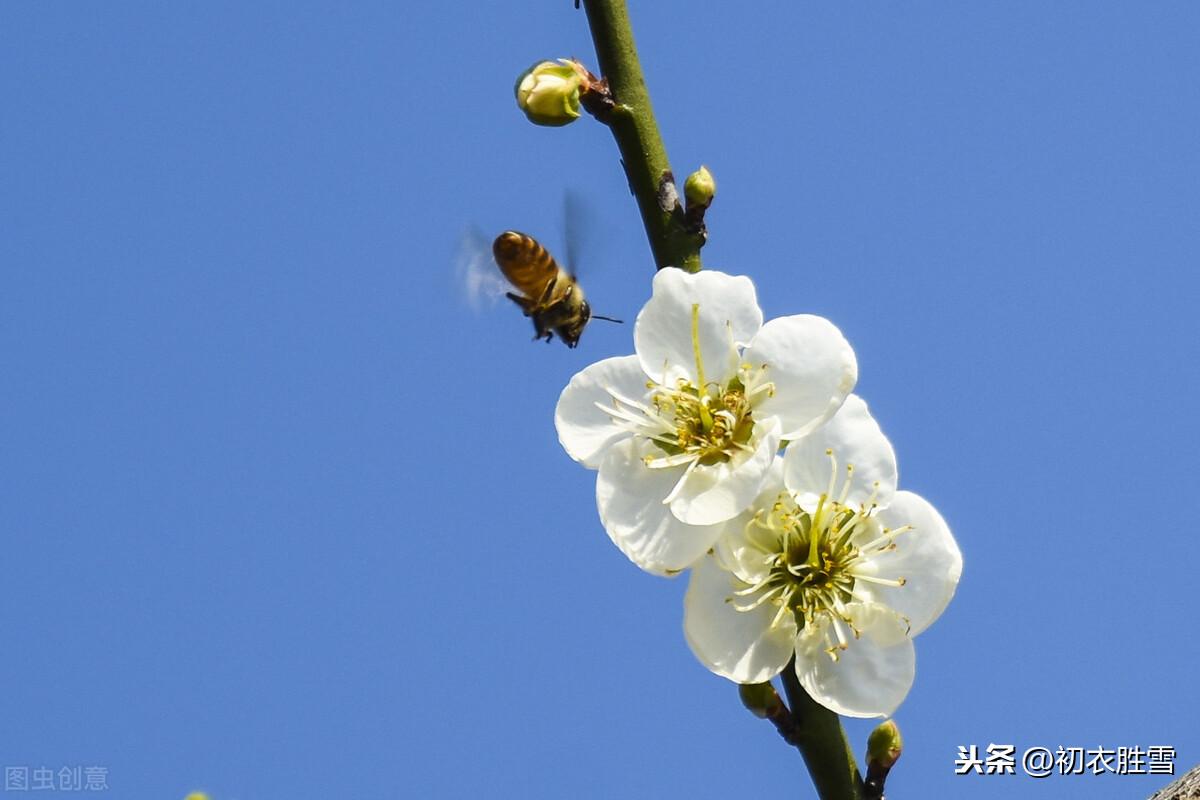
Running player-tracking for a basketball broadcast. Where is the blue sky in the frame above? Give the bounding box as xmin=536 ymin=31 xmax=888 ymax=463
xmin=2 ymin=3 xmax=1197 ymax=798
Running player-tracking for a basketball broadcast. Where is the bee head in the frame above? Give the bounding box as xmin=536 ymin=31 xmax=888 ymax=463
xmin=557 ymin=300 xmax=591 ymax=349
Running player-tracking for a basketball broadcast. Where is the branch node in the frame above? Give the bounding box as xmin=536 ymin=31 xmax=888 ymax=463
xmin=657 ymin=171 xmax=680 ymax=214
xmin=578 ymin=68 xmax=616 ymax=124
xmin=684 ymin=203 xmax=709 ymax=242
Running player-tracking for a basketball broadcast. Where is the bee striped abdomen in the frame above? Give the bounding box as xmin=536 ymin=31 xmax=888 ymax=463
xmin=493 ymin=231 xmax=562 ymax=301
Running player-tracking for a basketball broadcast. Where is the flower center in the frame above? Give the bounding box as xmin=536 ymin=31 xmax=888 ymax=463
xmin=731 ymin=453 xmax=909 ymax=661
xmin=746 ymin=492 xmax=863 ymax=630
xmin=645 ymin=304 xmax=772 ymax=467
xmin=594 ymin=303 xmax=774 ymax=493
xmin=649 ymin=377 xmax=754 ymax=466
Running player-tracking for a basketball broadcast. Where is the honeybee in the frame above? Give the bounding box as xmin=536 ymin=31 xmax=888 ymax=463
xmin=458 ymin=229 xmax=618 ymax=348
xmin=490 ymin=231 xmax=597 ymax=348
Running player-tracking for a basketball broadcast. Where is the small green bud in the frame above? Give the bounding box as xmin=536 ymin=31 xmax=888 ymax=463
xmin=514 ymin=59 xmax=584 ymax=127
xmin=738 ymin=682 xmax=783 ymax=719
xmin=684 ymin=165 xmax=716 ymax=209
xmin=866 ymin=719 xmax=903 ymax=770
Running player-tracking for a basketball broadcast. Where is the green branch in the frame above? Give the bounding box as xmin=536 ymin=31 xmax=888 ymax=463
xmin=779 ymin=659 xmax=865 ymax=800
xmin=577 ymin=5 xmax=865 ymax=795
xmin=580 ymin=0 xmax=704 ymax=272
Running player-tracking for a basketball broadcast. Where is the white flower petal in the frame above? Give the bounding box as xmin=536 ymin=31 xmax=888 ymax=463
xmin=783 ymin=395 xmax=897 ymax=509
xmin=864 ymin=491 xmax=962 ymax=636
xmin=635 ymin=269 xmax=762 ymax=386
xmin=713 ymin=459 xmax=787 ymax=585
xmin=794 ymin=602 xmax=915 ymax=718
xmin=684 ymin=556 xmax=797 ymax=684
xmin=596 ymin=439 xmax=725 ymax=574
xmin=555 ymin=355 xmax=649 ymax=469
xmin=743 ymin=315 xmax=857 ymax=440
xmin=669 ymin=418 xmax=781 ymax=526
xmin=712 ymin=515 xmax=764 ymax=584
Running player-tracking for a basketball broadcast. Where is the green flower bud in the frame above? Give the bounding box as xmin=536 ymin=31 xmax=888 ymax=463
xmin=515 ymin=60 xmax=584 ymax=127
xmin=867 ymin=719 xmax=903 ymax=770
xmin=738 ymin=682 xmax=783 ymax=719
xmin=684 ymin=165 xmax=716 ymax=209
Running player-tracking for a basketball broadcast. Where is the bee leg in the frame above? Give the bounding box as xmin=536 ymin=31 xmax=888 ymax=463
xmin=538 ymin=281 xmax=573 ymax=324
xmin=555 ymin=281 xmax=575 ymax=306
xmin=506 ymin=292 xmax=535 ymax=317
xmin=538 ymin=275 xmax=559 ymax=306
xmin=530 ymin=313 xmax=553 ymax=344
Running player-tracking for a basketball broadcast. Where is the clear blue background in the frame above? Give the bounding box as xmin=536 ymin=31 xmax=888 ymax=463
xmin=2 ymin=3 xmax=1197 ymax=798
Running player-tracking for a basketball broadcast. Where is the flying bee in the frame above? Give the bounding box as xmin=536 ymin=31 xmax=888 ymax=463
xmin=491 ymin=230 xmax=622 ymax=348
xmin=457 ymin=193 xmax=622 ymax=347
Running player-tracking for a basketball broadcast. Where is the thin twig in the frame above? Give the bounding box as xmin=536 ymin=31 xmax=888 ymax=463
xmin=579 ymin=0 xmax=704 ymax=272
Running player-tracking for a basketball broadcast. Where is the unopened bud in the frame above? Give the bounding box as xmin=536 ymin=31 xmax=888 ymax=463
xmin=738 ymin=682 xmax=783 ymax=719
xmin=867 ymin=719 xmax=903 ymax=770
xmin=514 ymin=59 xmax=585 ymax=127
xmin=684 ymin=165 xmax=716 ymax=209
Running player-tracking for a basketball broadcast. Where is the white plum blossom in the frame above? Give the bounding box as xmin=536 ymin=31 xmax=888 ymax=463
xmin=555 ymin=269 xmax=858 ymax=575
xmin=683 ymin=396 xmax=962 ymax=718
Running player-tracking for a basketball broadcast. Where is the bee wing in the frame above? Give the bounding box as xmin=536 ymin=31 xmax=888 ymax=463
xmin=455 ymin=226 xmax=510 ymax=310
xmin=562 ymin=189 xmax=590 ymax=278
